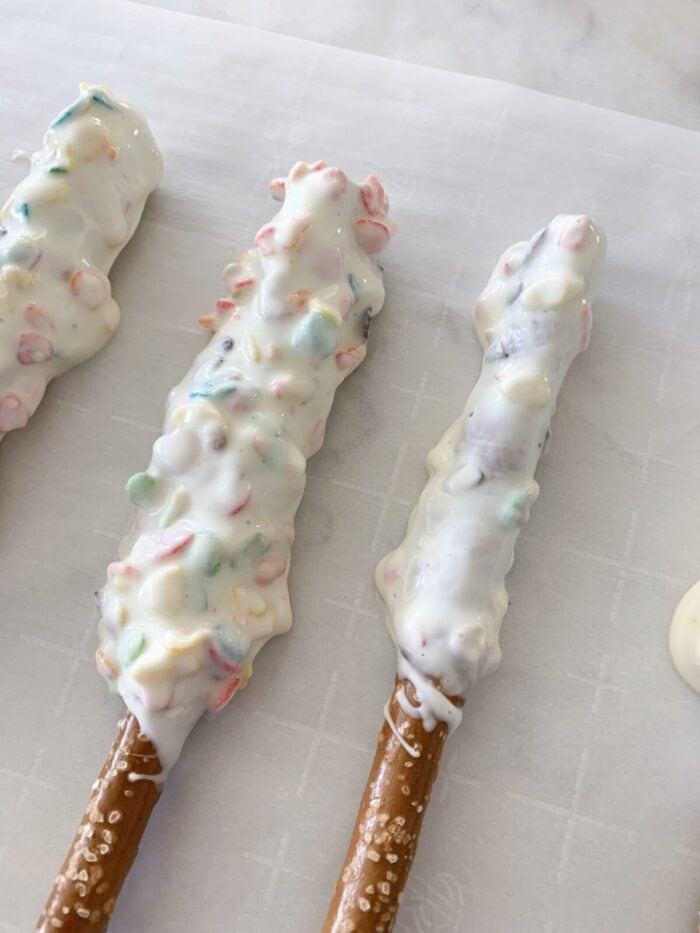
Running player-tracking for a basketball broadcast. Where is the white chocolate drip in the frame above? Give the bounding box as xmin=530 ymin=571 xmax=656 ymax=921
xmin=96 ymin=163 xmax=394 ymax=776
xmin=377 ymin=215 xmax=605 ymax=733
xmin=0 ymin=84 xmax=162 ymax=438
xmin=670 ymin=581 xmax=700 ymax=693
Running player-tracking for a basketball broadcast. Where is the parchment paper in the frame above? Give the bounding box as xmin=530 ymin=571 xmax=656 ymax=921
xmin=0 ymin=1 xmax=699 ymax=930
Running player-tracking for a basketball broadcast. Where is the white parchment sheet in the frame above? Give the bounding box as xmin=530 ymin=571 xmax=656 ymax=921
xmin=0 ymin=1 xmax=699 ymax=930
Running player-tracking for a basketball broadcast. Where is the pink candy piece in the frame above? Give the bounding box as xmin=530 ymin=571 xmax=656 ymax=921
xmin=309 ymin=417 xmax=326 ymax=455
xmin=253 ymin=554 xmax=287 ymax=586
xmin=24 ymin=302 xmax=53 ymax=332
xmin=17 ymin=332 xmax=53 ymax=365
xmin=310 ymin=160 xmax=327 ymax=172
xmin=335 ymin=343 xmax=366 ymax=371
xmin=354 ymin=218 xmax=390 ymax=255
xmin=359 ymin=174 xmax=389 ymax=217
xmin=287 ymin=289 xmax=310 ymax=311
xmin=207 ymin=676 xmax=240 ymax=713
xmin=269 ymin=178 xmax=286 ymax=201
xmin=278 ymin=214 xmax=310 ymax=251
xmin=154 ymin=527 xmax=195 ymax=560
xmin=139 ymin=683 xmax=175 ymax=713
xmin=558 ymin=215 xmax=593 ymax=252
xmin=228 ymin=276 xmax=254 ymax=297
xmin=107 ymin=561 xmax=139 ymax=581
xmin=0 ymin=393 xmax=28 ymax=433
xmin=229 ymin=484 xmax=252 ymax=516
xmin=255 ymin=224 xmax=276 ymax=256
xmin=208 ymin=643 xmax=241 ymax=675
xmin=216 ymin=298 xmax=236 ymax=312
xmin=321 ymin=166 xmax=348 ymax=201
xmin=289 ymin=161 xmax=310 ymax=182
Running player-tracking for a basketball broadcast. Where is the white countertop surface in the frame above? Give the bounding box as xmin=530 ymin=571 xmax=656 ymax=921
xmin=139 ymin=0 xmax=700 ymax=130
xmin=0 ymin=2 xmax=698 ymax=932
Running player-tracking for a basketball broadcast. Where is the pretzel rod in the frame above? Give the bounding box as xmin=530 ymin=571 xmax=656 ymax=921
xmin=325 ymin=215 xmax=606 ymax=931
xmin=40 ymin=162 xmax=395 ymax=929
xmin=325 ymin=678 xmax=460 ymax=932
xmin=37 ymin=714 xmax=161 ymax=932
xmin=0 ymin=84 xmax=161 ymax=441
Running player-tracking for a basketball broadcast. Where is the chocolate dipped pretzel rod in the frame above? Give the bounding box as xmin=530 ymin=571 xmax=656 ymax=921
xmin=325 ymin=215 xmax=606 ymax=932
xmin=39 ymin=162 xmax=395 ymax=930
xmin=0 ymin=84 xmax=161 ymax=440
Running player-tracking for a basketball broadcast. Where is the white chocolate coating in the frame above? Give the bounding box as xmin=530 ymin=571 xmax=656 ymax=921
xmin=377 ymin=215 xmax=605 ymax=735
xmin=0 ymin=84 xmax=162 ymax=439
xmin=96 ymin=163 xmax=394 ymax=776
xmin=670 ymin=582 xmax=700 ymax=693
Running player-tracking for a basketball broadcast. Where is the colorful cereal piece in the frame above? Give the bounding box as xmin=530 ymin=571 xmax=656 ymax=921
xmin=95 ymin=647 xmax=117 ymax=678
xmin=125 ymin=471 xmax=156 ymax=503
xmin=239 ymin=532 xmax=272 ymax=562
xmin=24 ymin=301 xmax=52 ymax=329
xmin=154 ymin=527 xmax=195 ymax=560
xmin=153 ymin=428 xmax=199 ymax=474
xmin=269 ymin=177 xmax=286 ymax=201
xmin=335 ymin=343 xmax=366 ymax=371
xmin=69 ymin=269 xmax=107 ymax=309
xmin=209 ymin=624 xmax=248 ymax=671
xmin=558 ymin=215 xmax=593 ymax=252
xmin=16 ymin=332 xmax=53 ymax=365
xmin=207 ymin=676 xmax=241 ymax=713
xmin=322 ymin=166 xmax=348 ymax=200
xmin=140 ymin=564 xmax=187 ymax=614
xmin=500 ymin=480 xmax=540 ymax=530
xmin=255 ymin=223 xmax=276 ymax=256
xmin=118 ymin=629 xmax=146 ymax=667
xmin=3 ymin=266 xmax=34 ymax=289
xmin=0 ymin=393 xmax=28 ymax=432
xmin=229 ymin=484 xmax=252 ymax=516
xmin=293 ymin=310 xmax=338 ymax=358
xmin=359 ymin=174 xmax=389 ymax=217
xmin=355 ymin=218 xmax=390 ymax=255
xmin=5 ymin=235 xmax=40 ymax=268
xmin=253 ymin=553 xmax=286 ymax=586
xmin=189 ymin=531 xmax=222 ymax=576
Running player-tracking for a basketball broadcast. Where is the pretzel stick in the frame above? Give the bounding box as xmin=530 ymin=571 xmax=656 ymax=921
xmin=325 ymin=215 xmax=606 ymax=931
xmin=37 ymin=714 xmax=161 ymax=932
xmin=325 ymin=678 xmax=460 ymax=933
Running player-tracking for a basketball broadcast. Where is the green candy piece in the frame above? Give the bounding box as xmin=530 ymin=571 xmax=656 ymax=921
xmin=500 ymin=490 xmax=529 ymax=531
xmin=119 ymin=629 xmax=146 ymax=667
xmin=294 ymin=311 xmax=338 ymax=358
xmin=125 ymin=471 xmax=156 ymax=503
xmin=239 ymin=532 xmax=271 ymax=562
xmin=189 ymin=531 xmax=222 ymax=576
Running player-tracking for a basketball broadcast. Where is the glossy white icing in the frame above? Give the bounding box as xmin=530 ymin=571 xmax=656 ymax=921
xmin=670 ymin=581 xmax=700 ymax=693
xmin=0 ymin=84 xmax=162 ymax=439
xmin=377 ymin=215 xmax=605 ymax=737
xmin=96 ymin=162 xmax=395 ymax=777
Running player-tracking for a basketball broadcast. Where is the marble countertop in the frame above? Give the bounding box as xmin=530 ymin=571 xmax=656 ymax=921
xmin=137 ymin=0 xmax=700 ymax=130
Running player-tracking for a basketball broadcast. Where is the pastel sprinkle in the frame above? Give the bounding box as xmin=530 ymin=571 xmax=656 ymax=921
xmin=125 ymin=471 xmax=156 ymax=503
xmin=91 ymin=92 xmax=117 ymax=111
xmin=154 ymin=527 xmax=194 ymax=560
xmin=17 ymin=202 xmax=30 ymax=219
xmin=229 ymin=484 xmax=252 ymax=516
xmin=47 ymin=165 xmax=69 ymax=175
xmin=348 ymin=273 xmax=360 ymax=301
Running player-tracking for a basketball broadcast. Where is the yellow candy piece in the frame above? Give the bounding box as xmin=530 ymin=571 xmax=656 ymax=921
xmin=497 ymin=369 xmax=551 ymax=409
xmin=521 ymin=273 xmax=584 ymax=311
xmin=163 ymin=630 xmax=208 ymax=655
xmin=2 ymin=266 xmax=34 ymax=289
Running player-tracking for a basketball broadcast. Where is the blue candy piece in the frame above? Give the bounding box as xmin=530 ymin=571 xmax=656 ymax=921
xmin=4 ymin=236 xmax=39 ymax=268
xmin=50 ymin=94 xmax=90 ymax=128
xmin=211 ymin=623 xmax=249 ymax=668
xmin=348 ymin=273 xmax=360 ymax=301
xmin=294 ymin=311 xmax=338 ymax=358
xmin=91 ymin=92 xmax=117 ymax=111
xmin=190 ymin=373 xmax=240 ymax=400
